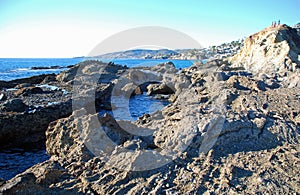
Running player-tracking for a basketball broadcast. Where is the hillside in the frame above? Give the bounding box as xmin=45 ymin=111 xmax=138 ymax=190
xmin=96 ymin=49 xmax=178 ymax=59
xmin=94 ymin=40 xmax=244 ymax=60
xmin=229 ymin=24 xmax=300 ymax=74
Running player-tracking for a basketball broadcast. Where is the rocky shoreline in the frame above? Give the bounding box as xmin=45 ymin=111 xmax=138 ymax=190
xmin=0 ymin=25 xmax=299 ymax=194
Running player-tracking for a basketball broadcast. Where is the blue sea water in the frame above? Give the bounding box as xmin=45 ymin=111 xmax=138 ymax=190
xmin=100 ymin=58 xmax=196 ymax=69
xmin=100 ymin=92 xmax=170 ymax=121
xmin=0 ymin=58 xmax=85 ymax=81
xmin=0 ymin=149 xmax=49 ymax=180
xmin=0 ymin=58 xmax=196 ymax=81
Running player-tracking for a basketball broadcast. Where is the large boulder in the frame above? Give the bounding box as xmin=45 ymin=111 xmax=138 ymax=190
xmin=45 ymin=110 xmax=133 ymax=162
xmin=0 ymin=99 xmax=72 ymax=148
xmin=146 ymin=83 xmax=174 ymax=95
xmin=56 ymin=60 xmax=127 ymax=83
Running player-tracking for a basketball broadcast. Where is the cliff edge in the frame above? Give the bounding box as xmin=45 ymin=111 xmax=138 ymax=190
xmin=229 ymin=24 xmax=300 ymax=74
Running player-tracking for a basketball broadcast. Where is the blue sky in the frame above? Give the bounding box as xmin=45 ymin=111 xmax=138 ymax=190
xmin=0 ymin=0 xmax=299 ymax=57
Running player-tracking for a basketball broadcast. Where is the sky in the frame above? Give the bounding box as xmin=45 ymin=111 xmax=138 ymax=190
xmin=0 ymin=0 xmax=299 ymax=58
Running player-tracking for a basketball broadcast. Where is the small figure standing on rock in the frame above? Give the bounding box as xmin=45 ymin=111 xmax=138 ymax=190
xmin=278 ymin=19 xmax=280 ymax=25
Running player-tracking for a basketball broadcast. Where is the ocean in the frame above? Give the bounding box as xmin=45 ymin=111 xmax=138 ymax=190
xmin=0 ymin=58 xmax=196 ymax=81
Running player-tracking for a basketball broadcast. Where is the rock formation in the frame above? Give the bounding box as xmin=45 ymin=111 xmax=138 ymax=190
xmin=1 ymin=25 xmax=300 ymax=194
xmin=0 ymin=61 xmax=127 ymax=148
xmin=229 ymin=24 xmax=300 ymax=74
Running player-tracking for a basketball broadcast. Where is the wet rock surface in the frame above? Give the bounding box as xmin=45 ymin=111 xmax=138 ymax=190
xmin=1 ymin=26 xmax=300 ymax=194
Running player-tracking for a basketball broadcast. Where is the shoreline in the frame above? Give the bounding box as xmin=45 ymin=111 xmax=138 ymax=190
xmin=0 ymin=25 xmax=300 ymax=194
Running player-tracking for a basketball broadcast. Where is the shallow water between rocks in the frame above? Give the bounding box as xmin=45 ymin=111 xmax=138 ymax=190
xmin=0 ymin=149 xmax=49 ymax=180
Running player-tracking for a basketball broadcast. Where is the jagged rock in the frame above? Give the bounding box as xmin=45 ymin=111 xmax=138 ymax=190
xmin=46 ymin=110 xmax=132 ymax=161
xmin=0 ymin=100 xmax=72 ymax=148
xmin=0 ymin=173 xmax=37 ymax=193
xmin=229 ymin=24 xmax=300 ymax=75
xmin=56 ymin=64 xmax=80 ymax=82
xmin=147 ymin=83 xmax=174 ymax=95
xmin=41 ymin=74 xmax=57 ymax=84
xmin=57 ymin=60 xmax=126 ymax=83
xmin=0 ymin=160 xmax=80 ymax=194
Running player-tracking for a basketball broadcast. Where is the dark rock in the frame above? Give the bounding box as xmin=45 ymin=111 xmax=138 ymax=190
xmin=41 ymin=74 xmax=57 ymax=84
xmin=13 ymin=74 xmax=54 ymax=86
xmin=67 ymin=65 xmax=75 ymax=68
xmin=31 ymin=66 xmax=49 ymax=70
xmin=15 ymin=83 xmax=34 ymax=89
xmin=0 ymin=98 xmax=28 ymax=112
xmin=0 ymin=74 xmax=54 ymax=90
xmin=14 ymin=87 xmax=44 ymax=96
xmin=0 ymin=178 xmax=5 ymax=186
xmin=0 ymin=99 xmax=72 ymax=148
xmin=137 ymin=113 xmax=151 ymax=125
xmin=257 ymin=80 xmax=267 ymax=91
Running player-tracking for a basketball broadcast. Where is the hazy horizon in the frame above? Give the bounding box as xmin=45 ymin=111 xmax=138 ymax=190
xmin=0 ymin=0 xmax=299 ymax=58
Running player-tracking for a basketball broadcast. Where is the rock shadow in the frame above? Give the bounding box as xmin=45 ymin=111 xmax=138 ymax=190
xmin=211 ymin=115 xmax=280 ymax=158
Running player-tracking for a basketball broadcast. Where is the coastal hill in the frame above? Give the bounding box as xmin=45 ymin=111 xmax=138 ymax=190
xmin=229 ymin=24 xmax=300 ymax=74
xmin=95 ymin=49 xmax=178 ymax=59
xmin=94 ymin=40 xmax=244 ymax=60
xmin=0 ymin=24 xmax=300 ymax=194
